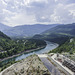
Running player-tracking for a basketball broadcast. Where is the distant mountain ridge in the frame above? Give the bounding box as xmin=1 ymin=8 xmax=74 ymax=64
xmin=3 ymin=24 xmax=59 ymax=38
xmin=33 ymin=23 xmax=75 ymax=45
xmin=0 ymin=31 xmax=10 ymax=39
xmin=42 ymin=23 xmax=75 ymax=36
xmin=0 ymin=23 xmax=11 ymax=31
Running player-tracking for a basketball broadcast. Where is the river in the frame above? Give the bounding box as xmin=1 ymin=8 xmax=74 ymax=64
xmin=0 ymin=41 xmax=58 ymax=64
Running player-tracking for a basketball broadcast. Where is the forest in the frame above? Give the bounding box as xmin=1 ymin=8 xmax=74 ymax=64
xmin=0 ymin=37 xmax=46 ymax=59
xmin=49 ymin=38 xmax=75 ymax=54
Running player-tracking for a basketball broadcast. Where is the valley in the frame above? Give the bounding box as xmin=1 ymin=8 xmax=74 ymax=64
xmin=2 ymin=24 xmax=59 ymax=38
xmin=0 ymin=0 xmax=75 ymax=74
xmin=0 ymin=23 xmax=75 ymax=75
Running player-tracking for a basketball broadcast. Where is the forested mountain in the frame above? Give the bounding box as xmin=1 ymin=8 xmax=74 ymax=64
xmin=3 ymin=24 xmax=59 ymax=38
xmin=50 ymin=38 xmax=75 ymax=54
xmin=0 ymin=38 xmax=46 ymax=59
xmin=0 ymin=23 xmax=11 ymax=31
xmin=0 ymin=31 xmax=10 ymax=39
xmin=33 ymin=23 xmax=75 ymax=45
xmin=0 ymin=31 xmax=46 ymax=59
xmin=42 ymin=23 xmax=75 ymax=36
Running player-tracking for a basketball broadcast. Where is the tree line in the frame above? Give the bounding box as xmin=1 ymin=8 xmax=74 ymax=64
xmin=0 ymin=39 xmax=46 ymax=59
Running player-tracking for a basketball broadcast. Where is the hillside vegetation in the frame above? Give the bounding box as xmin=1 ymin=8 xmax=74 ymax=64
xmin=0 ymin=39 xmax=46 ymax=59
xmin=42 ymin=23 xmax=75 ymax=36
xmin=0 ymin=31 xmax=46 ymax=59
xmin=33 ymin=23 xmax=75 ymax=45
xmin=33 ymin=34 xmax=69 ymax=45
xmin=49 ymin=38 xmax=75 ymax=53
xmin=0 ymin=31 xmax=10 ymax=39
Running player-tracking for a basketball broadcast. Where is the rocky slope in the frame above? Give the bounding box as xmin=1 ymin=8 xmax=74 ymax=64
xmin=1 ymin=54 xmax=50 ymax=75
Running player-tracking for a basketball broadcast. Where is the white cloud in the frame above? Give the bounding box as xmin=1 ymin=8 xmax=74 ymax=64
xmin=3 ymin=12 xmax=36 ymax=27
xmin=0 ymin=0 xmax=75 ymax=26
xmin=69 ymin=10 xmax=75 ymax=16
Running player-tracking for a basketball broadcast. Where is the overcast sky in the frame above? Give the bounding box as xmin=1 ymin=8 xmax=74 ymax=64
xmin=0 ymin=0 xmax=75 ymax=26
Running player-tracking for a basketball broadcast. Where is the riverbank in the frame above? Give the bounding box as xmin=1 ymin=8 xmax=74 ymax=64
xmin=0 ymin=46 xmax=46 ymax=62
xmin=0 ymin=41 xmax=59 ymax=72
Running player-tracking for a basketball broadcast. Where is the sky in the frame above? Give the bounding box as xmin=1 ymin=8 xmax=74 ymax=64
xmin=0 ymin=0 xmax=75 ymax=26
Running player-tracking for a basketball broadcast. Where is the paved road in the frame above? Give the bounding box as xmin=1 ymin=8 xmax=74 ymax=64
xmin=40 ymin=57 xmax=61 ymax=75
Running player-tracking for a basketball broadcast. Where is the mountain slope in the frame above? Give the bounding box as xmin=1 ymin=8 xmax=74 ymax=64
xmin=0 ymin=31 xmax=11 ymax=52
xmin=33 ymin=23 xmax=75 ymax=45
xmin=0 ymin=31 xmax=46 ymax=59
xmin=3 ymin=24 xmax=59 ymax=38
xmin=0 ymin=31 xmax=10 ymax=39
xmin=0 ymin=23 xmax=11 ymax=31
xmin=49 ymin=38 xmax=75 ymax=54
xmin=33 ymin=33 xmax=69 ymax=45
xmin=0 ymin=55 xmax=50 ymax=75
xmin=42 ymin=23 xmax=75 ymax=36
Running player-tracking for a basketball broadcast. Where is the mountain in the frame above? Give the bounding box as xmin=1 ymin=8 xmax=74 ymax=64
xmin=0 ymin=31 xmax=46 ymax=60
xmin=0 ymin=31 xmax=10 ymax=39
xmin=33 ymin=23 xmax=75 ymax=45
xmin=3 ymin=24 xmax=59 ymax=38
xmin=0 ymin=31 xmax=11 ymax=52
xmin=0 ymin=23 xmax=11 ymax=31
xmin=42 ymin=23 xmax=75 ymax=36
xmin=50 ymin=38 xmax=75 ymax=54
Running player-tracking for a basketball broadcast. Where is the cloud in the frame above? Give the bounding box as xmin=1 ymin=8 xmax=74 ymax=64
xmin=0 ymin=0 xmax=75 ymax=26
xmin=3 ymin=12 xmax=36 ymax=27
xmin=50 ymin=3 xmax=75 ymax=24
xmin=26 ymin=0 xmax=56 ymax=22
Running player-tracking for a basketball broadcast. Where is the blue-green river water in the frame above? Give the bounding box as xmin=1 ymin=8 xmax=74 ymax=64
xmin=1 ymin=41 xmax=58 ymax=64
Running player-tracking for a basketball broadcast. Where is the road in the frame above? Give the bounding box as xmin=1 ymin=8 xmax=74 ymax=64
xmin=38 ymin=54 xmax=61 ymax=75
xmin=50 ymin=54 xmax=74 ymax=75
xmin=0 ymin=64 xmax=14 ymax=75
